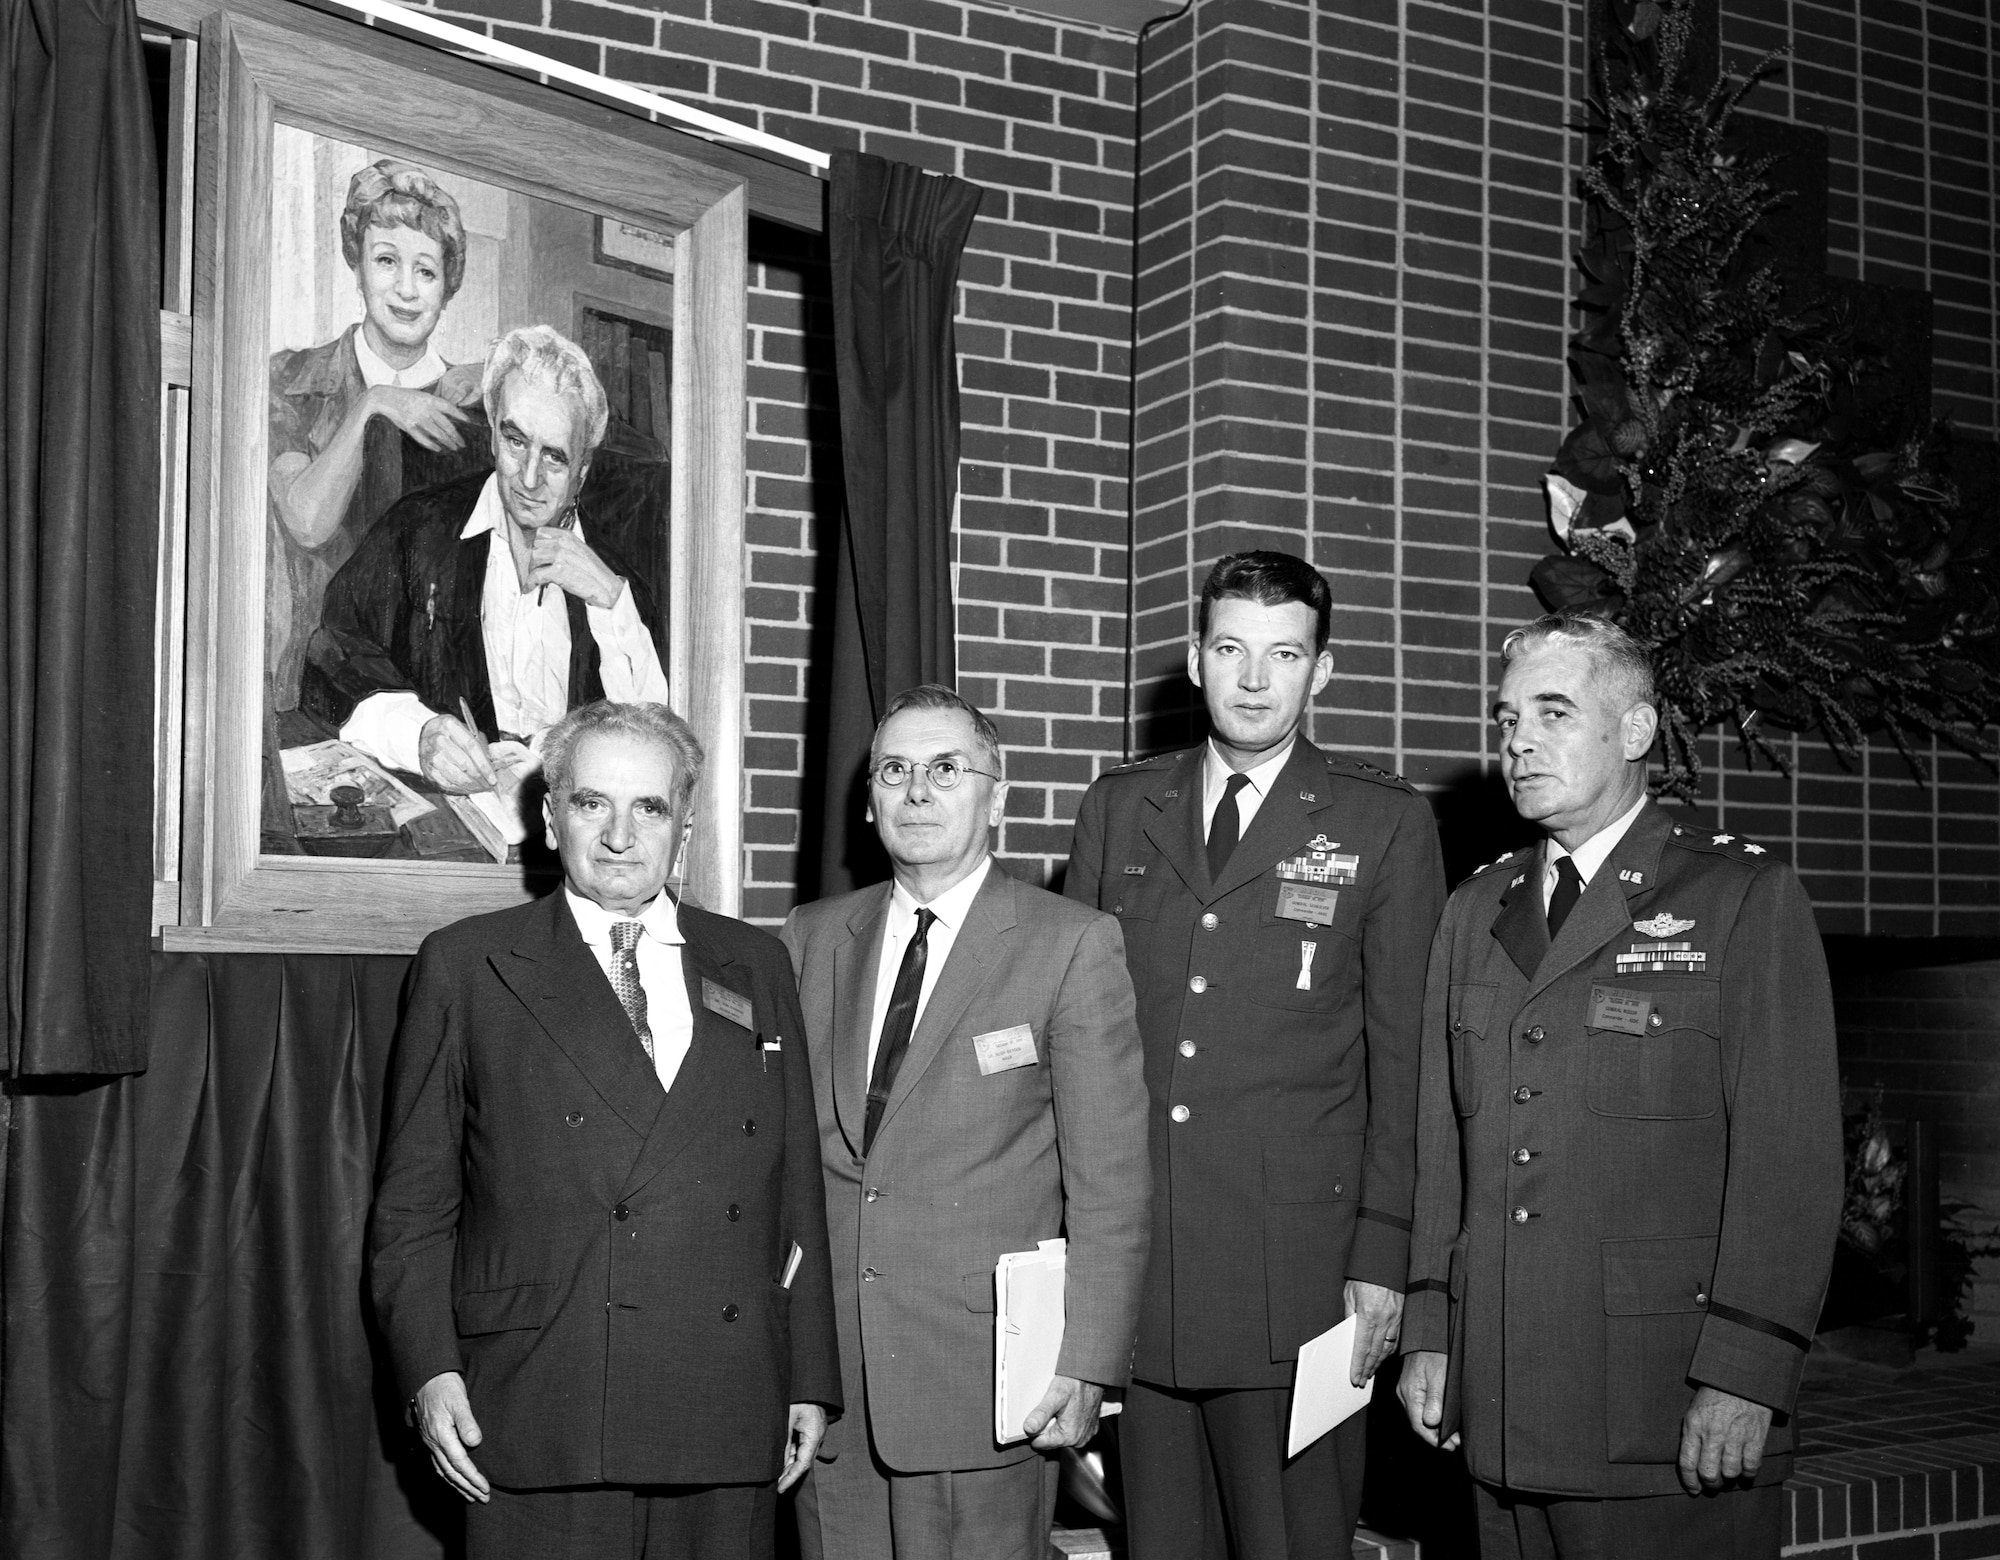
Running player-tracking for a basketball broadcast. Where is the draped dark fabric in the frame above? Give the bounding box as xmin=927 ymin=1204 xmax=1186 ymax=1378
xmin=0 ymin=0 xmax=160 ymax=1075
xmin=814 ymin=150 xmax=983 ymax=897
xmin=1 ymin=953 xmax=458 ymax=1560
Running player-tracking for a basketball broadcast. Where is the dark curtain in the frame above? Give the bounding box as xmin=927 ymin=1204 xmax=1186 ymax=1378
xmin=0 ymin=0 xmax=160 ymax=1074
xmin=2 ymin=953 xmax=457 ymax=1560
xmin=814 ymin=150 xmax=983 ymax=897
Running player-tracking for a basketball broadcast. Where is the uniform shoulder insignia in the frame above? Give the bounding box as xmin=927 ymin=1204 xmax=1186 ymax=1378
xmin=1667 ymin=823 xmax=1774 ymax=862
xmin=1323 ymin=752 xmax=1416 ymax=792
xmin=1469 ymin=847 xmax=1529 ymax=877
xmin=1106 ymin=753 xmax=1171 ymax=775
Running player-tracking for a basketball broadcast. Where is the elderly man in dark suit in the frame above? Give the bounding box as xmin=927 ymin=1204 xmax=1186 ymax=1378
xmin=370 ymin=700 xmax=839 ymax=1559
xmin=1065 ymin=551 xmax=1446 ymax=1560
xmin=1398 ymin=611 xmax=1841 ymax=1559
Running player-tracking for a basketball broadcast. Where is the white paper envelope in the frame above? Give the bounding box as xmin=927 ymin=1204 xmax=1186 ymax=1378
xmin=1285 ymin=1313 xmax=1375 ymax=1458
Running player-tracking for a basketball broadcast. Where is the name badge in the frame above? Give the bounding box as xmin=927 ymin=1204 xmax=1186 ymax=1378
xmin=972 ymin=1024 xmax=1038 ymax=1076
xmin=1275 ymin=882 xmax=1339 ymax=924
xmin=1587 ymin=985 xmax=1652 ymax=1036
xmin=702 ymin=978 xmax=754 ymax=1030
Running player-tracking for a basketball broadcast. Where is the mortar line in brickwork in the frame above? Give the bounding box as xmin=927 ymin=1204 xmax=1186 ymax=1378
xmin=1390 ymin=0 xmax=1412 ymax=771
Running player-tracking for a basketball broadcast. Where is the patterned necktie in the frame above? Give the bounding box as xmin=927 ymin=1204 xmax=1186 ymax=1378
xmin=1207 ymin=772 xmax=1251 ymax=882
xmin=609 ymin=921 xmax=655 ymax=1063
xmin=864 ymin=907 xmax=937 ymax=1155
xmin=1547 ymin=855 xmax=1584 ymax=939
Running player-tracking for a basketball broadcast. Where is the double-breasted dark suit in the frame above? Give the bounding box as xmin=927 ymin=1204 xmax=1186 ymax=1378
xmin=1402 ymin=800 xmax=1841 ymax=1497
xmin=1065 ymin=739 xmax=1445 ymax=1388
xmin=370 ymin=889 xmax=841 ymax=1489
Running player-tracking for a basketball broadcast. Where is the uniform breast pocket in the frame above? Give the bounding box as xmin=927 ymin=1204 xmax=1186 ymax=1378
xmin=1587 ymin=981 xmax=1723 ymax=1120
xmin=1250 ymin=884 xmax=1356 ymax=1012
xmin=1448 ymin=983 xmax=1496 ymax=1117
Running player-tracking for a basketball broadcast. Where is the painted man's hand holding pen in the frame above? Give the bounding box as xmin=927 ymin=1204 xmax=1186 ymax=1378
xmin=416 ymin=697 xmax=501 ymax=795
xmin=528 ymin=523 xmax=625 ymax=610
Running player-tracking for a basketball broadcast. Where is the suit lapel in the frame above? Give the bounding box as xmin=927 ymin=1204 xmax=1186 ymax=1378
xmin=489 ymin=893 xmax=662 ymax=1140
xmin=1139 ymin=751 xmax=1207 ymax=898
xmin=874 ymin=866 xmax=1014 ymax=1144
xmin=620 ymin=919 xmax=750 ymax=1200
xmin=1522 ymin=801 xmax=1678 ymax=1002
xmin=452 ymin=529 xmax=496 ymax=735
xmin=1490 ymin=860 xmax=1550 ymax=981
xmin=1209 ymin=741 xmax=1329 ymax=901
xmin=831 ymin=887 xmax=892 ymax=1158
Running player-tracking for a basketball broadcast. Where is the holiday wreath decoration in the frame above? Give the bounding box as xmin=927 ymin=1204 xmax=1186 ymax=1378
xmin=1531 ymin=0 xmax=2000 ymax=797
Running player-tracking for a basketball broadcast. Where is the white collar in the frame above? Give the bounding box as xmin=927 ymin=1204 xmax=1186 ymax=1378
xmin=1204 ymin=735 xmax=1295 ymax=800
xmin=565 ymin=886 xmax=685 ymax=948
xmin=459 ymin=474 xmax=507 ymax=540
xmin=351 ymin=325 xmax=446 ymax=391
xmin=1548 ymin=793 xmax=1649 ymax=886
xmin=890 ymin=855 xmax=992 ymax=930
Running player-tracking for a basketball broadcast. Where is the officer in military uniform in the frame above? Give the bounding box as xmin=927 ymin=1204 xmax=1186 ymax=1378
xmin=1065 ymin=551 xmax=1445 ymax=1560
xmin=1398 ymin=612 xmax=1841 ymax=1559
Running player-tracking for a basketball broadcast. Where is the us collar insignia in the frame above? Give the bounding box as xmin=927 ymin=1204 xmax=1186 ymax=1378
xmin=1633 ymin=913 xmax=1695 ymax=938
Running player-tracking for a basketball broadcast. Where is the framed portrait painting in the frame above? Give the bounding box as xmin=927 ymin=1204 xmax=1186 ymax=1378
xmin=154 ymin=0 xmax=749 ymax=952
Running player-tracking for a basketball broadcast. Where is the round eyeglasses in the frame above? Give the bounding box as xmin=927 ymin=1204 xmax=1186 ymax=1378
xmin=870 ymin=757 xmax=1001 ymax=791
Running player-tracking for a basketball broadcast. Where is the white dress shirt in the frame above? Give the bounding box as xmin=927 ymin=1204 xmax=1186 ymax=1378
xmin=1200 ymin=736 xmax=1297 ymax=841
xmin=866 ymin=856 xmax=993 ymax=1081
xmin=339 ymin=474 xmax=670 ymax=774
xmin=1543 ymin=793 xmax=1649 ymax=912
xmin=565 ymin=888 xmax=695 ymax=1095
xmin=351 ymin=327 xmax=447 ymax=390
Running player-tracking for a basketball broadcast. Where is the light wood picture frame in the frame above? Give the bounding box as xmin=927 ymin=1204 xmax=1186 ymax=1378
xmin=152 ymin=0 xmax=748 ymax=953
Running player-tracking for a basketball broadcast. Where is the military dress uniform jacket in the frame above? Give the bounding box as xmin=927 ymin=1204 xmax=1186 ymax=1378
xmin=1401 ymin=801 xmax=1841 ymax=1498
xmin=1066 ymin=739 xmax=1446 ymax=1389
xmin=370 ymin=890 xmax=842 ymax=1489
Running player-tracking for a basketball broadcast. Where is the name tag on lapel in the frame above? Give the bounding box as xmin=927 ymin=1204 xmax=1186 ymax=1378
xmin=701 ymin=978 xmax=754 ymax=1030
xmin=1587 ymin=985 xmax=1652 ymax=1036
xmin=972 ymin=1024 xmax=1037 ymax=1075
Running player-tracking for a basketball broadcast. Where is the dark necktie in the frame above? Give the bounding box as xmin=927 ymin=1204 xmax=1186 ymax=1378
xmin=1207 ymin=772 xmax=1251 ymax=882
xmin=864 ymin=907 xmax=937 ymax=1155
xmin=609 ymin=921 xmax=655 ymax=1063
xmin=1547 ymin=856 xmax=1584 ymax=938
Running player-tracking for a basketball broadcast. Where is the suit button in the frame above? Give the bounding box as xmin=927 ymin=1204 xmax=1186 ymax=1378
xmin=614 ymin=1204 xmax=630 ymax=1221
xmin=862 ymin=1268 xmax=881 ymax=1282
xmin=1178 ymin=1040 xmax=1196 ymax=1058
xmin=1512 ymin=1086 xmax=1533 ymax=1104
xmin=1200 ymin=913 xmax=1218 ymax=930
xmin=865 ymin=1188 xmax=881 ymax=1202
xmin=1113 ymin=904 xmax=1125 ymax=915
xmin=565 ymin=1111 xmax=584 ymax=1127
xmin=726 ymin=1204 xmax=740 ymax=1222
xmin=722 ymin=1303 xmax=740 ymax=1321
xmin=1511 ymin=1207 xmax=1530 ymax=1223
xmin=1170 ymin=1104 xmax=1190 ymax=1123
xmin=1189 ymin=976 xmax=1207 ymax=993
xmin=1512 ymin=1148 xmax=1531 ymax=1165
xmin=1648 ymin=1013 xmax=1664 ymax=1029
xmin=1526 ymin=1026 xmax=1546 ymax=1044
xmin=742 ymin=1119 xmax=757 ymax=1135
xmin=1695 ymin=1291 xmax=1709 ymax=1306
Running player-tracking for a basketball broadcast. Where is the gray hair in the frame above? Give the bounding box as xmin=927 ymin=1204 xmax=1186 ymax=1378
xmin=1501 ymin=611 xmax=1657 ymax=711
xmin=541 ymin=701 xmax=703 ymax=816
xmin=871 ymin=684 xmax=1004 ymax=778
xmin=481 ymin=324 xmax=610 ymax=453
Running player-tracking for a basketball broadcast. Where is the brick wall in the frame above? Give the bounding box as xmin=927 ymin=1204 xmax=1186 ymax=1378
xmin=413 ymin=0 xmax=1998 ymax=930
xmin=1828 ymin=948 xmax=2000 ymax=1329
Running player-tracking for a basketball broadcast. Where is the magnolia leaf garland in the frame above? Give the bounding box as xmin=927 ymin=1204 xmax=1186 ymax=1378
xmin=1532 ymin=0 xmax=2000 ymax=797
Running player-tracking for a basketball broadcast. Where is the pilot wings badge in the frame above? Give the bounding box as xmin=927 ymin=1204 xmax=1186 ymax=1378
xmin=1632 ymin=913 xmax=1696 ymax=938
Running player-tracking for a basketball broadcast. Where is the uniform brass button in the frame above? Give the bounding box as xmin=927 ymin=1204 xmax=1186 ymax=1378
xmin=1695 ymin=1291 xmax=1708 ymax=1306
xmin=1526 ymin=1026 xmax=1546 ymax=1044
xmin=1648 ymin=1013 xmax=1664 ymax=1029
xmin=742 ymin=1119 xmax=757 ymax=1135
xmin=1189 ymin=976 xmax=1208 ymax=994
xmin=1333 ymin=1182 xmax=1343 ymax=1196
xmin=1201 ymin=913 xmax=1219 ymax=930
xmin=1512 ymin=1148 xmax=1531 ymax=1165
xmin=862 ymin=1267 xmax=881 ymax=1282
xmin=1179 ymin=1040 xmax=1197 ymax=1058
xmin=722 ymin=1303 xmax=740 ymax=1321
xmin=865 ymin=1188 xmax=881 ymax=1203
xmin=1513 ymin=1086 xmax=1533 ymax=1104
xmin=726 ymin=1204 xmax=740 ymax=1222
xmin=1113 ymin=904 xmax=1125 ymax=915
xmin=565 ymin=1111 xmax=584 ymax=1127
xmin=1511 ymin=1207 xmax=1530 ymax=1223
xmin=614 ymin=1204 xmax=630 ymax=1221
xmin=1170 ymin=1104 xmax=1191 ymax=1123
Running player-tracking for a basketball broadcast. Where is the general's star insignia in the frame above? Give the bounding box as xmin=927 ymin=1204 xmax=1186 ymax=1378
xmin=1634 ymin=913 xmax=1696 ymax=938
xmin=1712 ymin=833 xmax=1734 ymax=845
xmin=1743 ymin=843 xmax=1766 ymax=855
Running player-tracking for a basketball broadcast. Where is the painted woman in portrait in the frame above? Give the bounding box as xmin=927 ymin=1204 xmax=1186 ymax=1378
xmin=266 ymin=158 xmax=483 ymax=712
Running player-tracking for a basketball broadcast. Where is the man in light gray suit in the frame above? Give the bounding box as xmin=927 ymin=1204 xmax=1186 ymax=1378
xmin=781 ymin=684 xmax=1152 ymax=1560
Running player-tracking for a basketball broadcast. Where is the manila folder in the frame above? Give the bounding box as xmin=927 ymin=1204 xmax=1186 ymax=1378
xmin=1286 ymin=1313 xmax=1375 ymax=1457
xmin=994 ymin=1239 xmax=1067 ymax=1444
